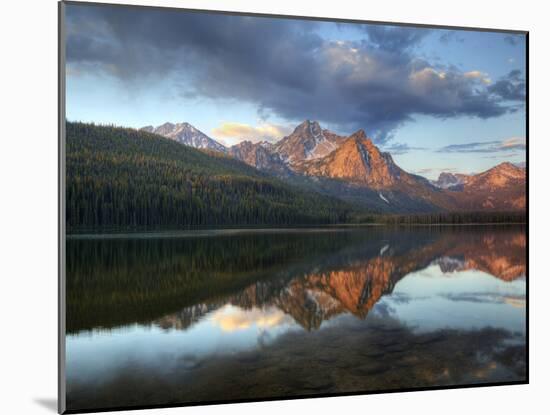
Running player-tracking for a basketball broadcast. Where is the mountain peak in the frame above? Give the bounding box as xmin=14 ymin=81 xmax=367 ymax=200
xmin=484 ymin=162 xmax=525 ymax=178
xmin=275 ymin=120 xmax=345 ymax=164
xmin=228 ymin=140 xmax=291 ymax=176
xmin=143 ymin=121 xmax=227 ymax=153
xmin=348 ymin=129 xmax=375 ymax=145
xmin=433 ymin=172 xmax=467 ymax=189
xmin=293 ymin=120 xmax=322 ymax=135
xmin=350 ymin=129 xmax=366 ymax=137
xmin=159 ymin=121 xmax=175 ymax=129
xmin=494 ymin=161 xmax=524 ymax=171
xmin=484 ymin=161 xmax=526 ymax=180
xmin=295 ymin=130 xmax=406 ymax=188
xmin=441 ymin=162 xmax=526 ymax=210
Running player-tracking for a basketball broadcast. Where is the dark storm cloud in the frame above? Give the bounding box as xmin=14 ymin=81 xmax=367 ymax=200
xmin=488 ymin=70 xmax=526 ymax=101
xmin=361 ymin=25 xmax=432 ymax=52
xmin=66 ymin=4 xmax=526 ymax=143
xmin=66 ymin=4 xmax=322 ymax=84
xmin=439 ymin=31 xmax=465 ymax=44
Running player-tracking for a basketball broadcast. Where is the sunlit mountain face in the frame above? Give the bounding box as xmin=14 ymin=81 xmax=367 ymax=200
xmin=137 ymin=120 xmax=526 ymax=213
xmin=65 ymin=226 xmax=526 ymax=410
xmin=147 ymin=226 xmax=526 ymax=332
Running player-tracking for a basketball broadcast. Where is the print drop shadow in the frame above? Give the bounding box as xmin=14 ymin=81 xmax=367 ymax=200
xmin=34 ymin=398 xmax=57 ymax=412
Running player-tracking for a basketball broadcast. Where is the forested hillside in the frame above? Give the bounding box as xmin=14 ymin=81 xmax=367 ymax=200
xmin=65 ymin=122 xmax=356 ymax=230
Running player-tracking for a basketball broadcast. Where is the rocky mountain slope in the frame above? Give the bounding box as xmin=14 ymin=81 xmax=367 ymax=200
xmin=291 ymin=130 xmax=455 ymax=211
xmin=228 ymin=140 xmax=291 ymax=177
xmin=432 ymin=172 xmax=470 ymax=189
xmin=274 ymin=120 xmax=347 ymax=164
xmin=141 ymin=122 xmax=227 ymax=153
xmin=140 ymin=120 xmax=526 ymax=213
xmin=152 ymin=227 xmax=526 ymax=332
xmin=294 ymin=130 xmax=423 ymax=188
xmin=444 ymin=162 xmax=526 ymax=210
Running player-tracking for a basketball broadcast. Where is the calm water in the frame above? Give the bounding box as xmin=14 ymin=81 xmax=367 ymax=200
xmin=65 ymin=226 xmax=527 ymax=411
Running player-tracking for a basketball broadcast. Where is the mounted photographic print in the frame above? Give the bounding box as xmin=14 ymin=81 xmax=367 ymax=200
xmin=58 ymin=1 xmax=528 ymax=413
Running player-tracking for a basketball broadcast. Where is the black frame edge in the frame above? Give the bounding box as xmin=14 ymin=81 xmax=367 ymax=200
xmin=58 ymin=1 xmax=67 ymax=414
xmin=525 ymin=31 xmax=530 ymax=385
xmin=62 ymin=0 xmax=528 ymax=35
xmin=63 ymin=381 xmax=529 ymax=414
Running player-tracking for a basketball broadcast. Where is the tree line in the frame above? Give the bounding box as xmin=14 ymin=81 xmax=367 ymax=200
xmin=66 ymin=122 xmax=354 ymax=231
xmin=66 ymin=122 xmax=526 ymax=231
xmin=353 ymin=211 xmax=526 ymax=225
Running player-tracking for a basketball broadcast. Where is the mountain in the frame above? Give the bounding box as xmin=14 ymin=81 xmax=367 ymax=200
xmin=68 ymin=226 xmax=525 ymax=333
xmin=464 ymin=162 xmax=526 ymax=189
xmin=151 ymin=226 xmax=526 ymax=332
xmin=274 ymin=120 xmax=347 ymax=165
xmin=141 ymin=122 xmax=227 ymax=153
xmin=228 ymin=140 xmax=292 ymax=177
xmin=445 ymin=162 xmax=526 ymax=210
xmin=138 ymin=119 xmax=525 ymax=214
xmin=294 ymin=130 xmax=409 ymax=188
xmin=291 ymin=130 xmax=453 ymax=212
xmin=66 ymin=122 xmax=358 ymax=230
xmin=432 ymin=172 xmax=469 ymax=190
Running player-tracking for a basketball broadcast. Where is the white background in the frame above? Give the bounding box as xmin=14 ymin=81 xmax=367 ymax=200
xmin=0 ymin=0 xmax=546 ymax=413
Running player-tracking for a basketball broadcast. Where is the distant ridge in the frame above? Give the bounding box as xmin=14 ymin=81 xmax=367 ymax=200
xmin=140 ymin=119 xmax=526 ymax=213
xmin=141 ymin=122 xmax=227 ymax=153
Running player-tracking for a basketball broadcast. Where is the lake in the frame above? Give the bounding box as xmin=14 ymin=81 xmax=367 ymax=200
xmin=65 ymin=225 xmax=527 ymax=411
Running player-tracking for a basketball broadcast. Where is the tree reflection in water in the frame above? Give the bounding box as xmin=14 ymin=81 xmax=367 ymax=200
xmin=66 ymin=226 xmax=526 ymax=411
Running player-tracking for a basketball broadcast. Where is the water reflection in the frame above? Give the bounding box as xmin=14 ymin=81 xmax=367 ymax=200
xmin=66 ymin=226 xmax=526 ymax=411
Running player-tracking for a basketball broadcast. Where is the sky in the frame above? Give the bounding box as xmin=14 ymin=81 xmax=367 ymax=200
xmin=64 ymin=3 xmax=527 ymax=179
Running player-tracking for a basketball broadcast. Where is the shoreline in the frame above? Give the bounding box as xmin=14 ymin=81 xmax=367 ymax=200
xmin=66 ymin=222 xmax=527 ymax=240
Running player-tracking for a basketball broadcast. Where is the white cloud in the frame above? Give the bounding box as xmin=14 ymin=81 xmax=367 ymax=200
xmin=438 ymin=137 xmax=526 ymax=153
xmin=212 ymin=122 xmax=292 ymax=145
xmin=464 ymin=70 xmax=492 ymax=84
xmin=210 ymin=305 xmax=291 ymax=332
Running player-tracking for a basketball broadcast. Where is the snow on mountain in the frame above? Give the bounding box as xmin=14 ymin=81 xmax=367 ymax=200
xmin=141 ymin=122 xmax=227 ymax=153
xmin=274 ymin=120 xmax=347 ymax=164
xmin=432 ymin=172 xmax=468 ymax=189
xmin=379 ymin=192 xmax=390 ymax=204
xmin=228 ymin=140 xmax=292 ymax=176
xmin=139 ymin=119 xmax=526 ymax=212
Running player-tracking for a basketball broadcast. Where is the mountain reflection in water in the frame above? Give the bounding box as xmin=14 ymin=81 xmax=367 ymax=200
xmin=65 ymin=226 xmax=526 ymax=411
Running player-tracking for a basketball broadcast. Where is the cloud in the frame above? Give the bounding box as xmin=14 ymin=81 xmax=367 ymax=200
xmin=500 ymin=136 xmax=527 ymax=150
xmin=438 ymin=137 xmax=526 ymax=153
xmin=464 ymin=70 xmax=492 ymax=85
xmin=212 ymin=122 xmax=292 ymax=144
xmin=439 ymin=31 xmax=465 ymax=44
xmin=482 ymin=153 xmax=520 ymax=159
xmin=488 ymin=70 xmax=526 ymax=101
xmin=415 ymin=168 xmax=435 ymax=174
xmin=381 ymin=142 xmax=426 ymax=155
xmin=65 ymin=4 xmax=527 ymax=143
xmin=361 ymin=25 xmax=431 ymax=52
xmin=412 ymin=167 xmax=459 ymax=178
xmin=504 ymin=35 xmax=522 ymax=46
xmin=441 ymin=292 xmax=525 ymax=306
xmin=211 ymin=306 xmax=290 ymax=332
